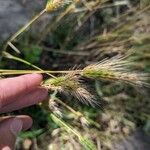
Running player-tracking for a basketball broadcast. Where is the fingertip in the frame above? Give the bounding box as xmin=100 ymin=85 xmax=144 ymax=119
xmin=0 ymin=115 xmax=33 ymax=150
xmin=22 ymin=73 xmax=43 ymax=84
xmin=17 ymin=115 xmax=33 ymax=131
xmin=0 ymin=74 xmax=44 ymax=108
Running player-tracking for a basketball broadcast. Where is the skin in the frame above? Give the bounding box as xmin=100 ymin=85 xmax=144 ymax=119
xmin=0 ymin=74 xmax=48 ymax=150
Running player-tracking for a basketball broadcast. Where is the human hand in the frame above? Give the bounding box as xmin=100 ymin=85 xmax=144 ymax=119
xmin=0 ymin=74 xmax=48 ymax=150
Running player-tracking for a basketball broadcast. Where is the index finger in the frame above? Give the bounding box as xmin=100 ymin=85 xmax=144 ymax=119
xmin=0 ymin=74 xmax=43 ymax=108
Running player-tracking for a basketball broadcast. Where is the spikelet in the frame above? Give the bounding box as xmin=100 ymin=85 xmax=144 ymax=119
xmin=49 ymin=98 xmax=62 ymax=117
xmin=44 ymin=73 xmax=98 ymax=106
xmin=48 ymin=91 xmax=62 ymax=117
xmin=80 ymin=116 xmax=89 ymax=127
xmin=81 ymin=55 xmax=149 ymax=87
xmin=44 ymin=73 xmax=79 ymax=91
xmin=45 ymin=0 xmax=75 ymax=12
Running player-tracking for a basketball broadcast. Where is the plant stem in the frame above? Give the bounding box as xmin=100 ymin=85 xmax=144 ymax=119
xmin=0 ymin=70 xmax=81 ymax=75
xmin=10 ymin=9 xmax=46 ymax=42
xmin=56 ymin=98 xmax=82 ymax=117
xmin=2 ymin=51 xmax=56 ymax=78
xmin=55 ymin=98 xmax=101 ymax=129
xmin=7 ymin=42 xmax=21 ymax=54
xmin=3 ymin=9 xmax=46 ymax=52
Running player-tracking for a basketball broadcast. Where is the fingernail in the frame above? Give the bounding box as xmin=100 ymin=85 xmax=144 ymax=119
xmin=2 ymin=146 xmax=11 ymax=150
xmin=10 ymin=118 xmax=23 ymax=136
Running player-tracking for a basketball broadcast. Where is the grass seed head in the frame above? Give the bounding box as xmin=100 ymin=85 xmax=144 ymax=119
xmin=44 ymin=73 xmax=98 ymax=106
xmin=44 ymin=74 xmax=79 ymax=91
xmin=73 ymin=87 xmax=99 ymax=107
xmin=49 ymin=94 xmax=62 ymax=117
xmin=81 ymin=55 xmax=149 ymax=87
xmin=80 ymin=117 xmax=89 ymax=127
xmin=45 ymin=0 xmax=75 ymax=11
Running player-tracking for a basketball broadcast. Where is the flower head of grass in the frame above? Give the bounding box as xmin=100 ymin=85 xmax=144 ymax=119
xmin=47 ymin=90 xmax=63 ymax=117
xmin=81 ymin=55 xmax=149 ymax=87
xmin=44 ymin=73 xmax=98 ymax=106
xmin=45 ymin=0 xmax=75 ymax=12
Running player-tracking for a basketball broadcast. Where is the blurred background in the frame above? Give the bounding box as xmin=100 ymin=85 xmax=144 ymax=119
xmin=0 ymin=0 xmax=150 ymax=149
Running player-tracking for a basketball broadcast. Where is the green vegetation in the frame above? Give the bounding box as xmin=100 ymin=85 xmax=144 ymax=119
xmin=0 ymin=0 xmax=150 ymax=149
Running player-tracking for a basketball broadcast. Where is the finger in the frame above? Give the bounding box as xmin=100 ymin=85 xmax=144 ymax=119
xmin=0 ymin=74 xmax=43 ymax=108
xmin=0 ymin=115 xmax=32 ymax=150
xmin=0 ymin=87 xmax=48 ymax=113
xmin=0 ymin=115 xmax=33 ymax=131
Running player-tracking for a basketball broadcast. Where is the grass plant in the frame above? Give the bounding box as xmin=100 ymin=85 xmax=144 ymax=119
xmin=0 ymin=0 xmax=150 ymax=149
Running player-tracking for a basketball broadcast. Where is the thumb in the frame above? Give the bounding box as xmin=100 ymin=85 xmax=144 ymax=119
xmin=0 ymin=116 xmax=33 ymax=150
